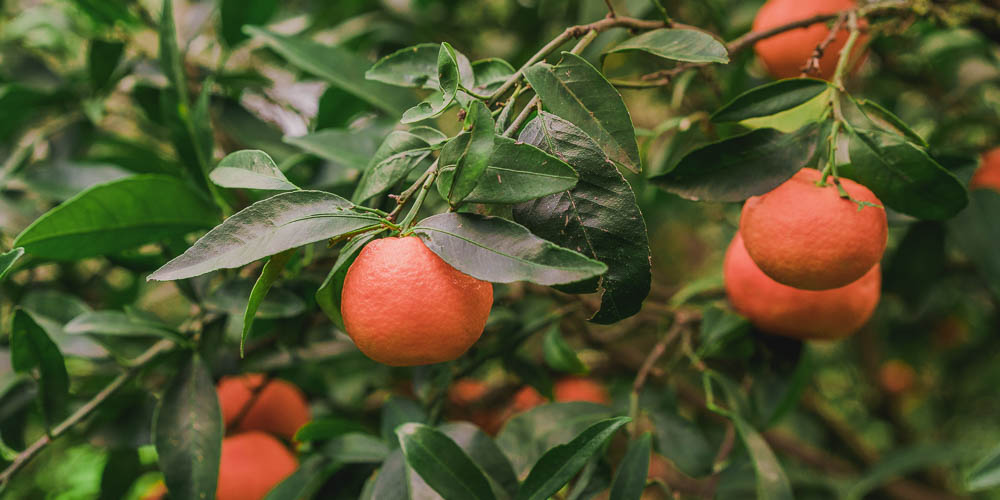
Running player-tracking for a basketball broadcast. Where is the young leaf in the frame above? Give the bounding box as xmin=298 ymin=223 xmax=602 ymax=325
xmin=411 ymin=212 xmax=607 ymax=286
xmin=523 ymin=53 xmax=640 ymax=173
xmin=516 ymin=417 xmax=630 ymax=500
xmin=471 ymin=58 xmax=516 ymax=94
xmin=210 ymin=150 xmax=298 ymax=191
xmin=220 ymin=0 xmax=277 ymax=47
xmin=10 ymin=309 xmax=69 ymax=427
xmin=712 ymin=79 xmax=830 ymax=123
xmin=241 ymin=248 xmax=294 ymax=356
xmin=245 ymin=27 xmax=414 ymax=115
xmin=437 ymin=136 xmax=578 ymax=204
xmin=650 ymin=125 xmax=821 ymax=202
xmin=65 ymin=311 xmax=187 ymax=344
xmin=396 ymin=423 xmax=497 ymax=500
xmin=400 ymin=43 xmax=461 ymax=123
xmin=154 ymin=354 xmax=223 ymax=500
xmin=148 ymin=191 xmax=381 ymax=281
xmin=514 ymin=112 xmax=650 ymax=324
xmin=966 ymin=441 xmax=1000 ymax=491
xmin=845 ymin=129 xmax=968 ymax=220
xmin=444 ymin=100 xmax=495 ymax=206
xmin=284 ymin=128 xmax=382 ymax=171
xmin=13 ymin=175 xmax=219 ymax=260
xmin=88 ymin=39 xmax=125 ymax=92
xmin=352 ymin=131 xmax=433 ymax=203
xmin=542 ymin=326 xmax=587 ymax=374
xmin=609 ymin=432 xmax=652 ymax=500
xmin=0 ymin=247 xmax=24 ymax=281
xmin=604 ymin=28 xmax=728 ymax=63
xmin=316 ymin=233 xmax=378 ymax=329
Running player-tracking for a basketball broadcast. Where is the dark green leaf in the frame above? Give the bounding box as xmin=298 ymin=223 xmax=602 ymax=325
xmin=316 ymin=233 xmax=377 ymax=329
xmin=609 ymin=433 xmax=652 ymax=500
xmin=845 ymin=129 xmax=968 ymax=220
xmin=967 ymin=441 xmax=1000 ymax=491
xmin=264 ymin=455 xmax=339 ymax=500
xmin=205 ymin=278 xmax=306 ymax=320
xmin=514 ymin=112 xmax=650 ymax=324
xmin=846 ymin=444 xmax=966 ymax=500
xmin=523 ymin=53 xmax=640 ymax=172
xmin=516 ymin=417 xmax=630 ymax=500
xmin=154 ymin=354 xmax=223 ymax=500
xmin=65 ymin=311 xmax=186 ymax=344
xmin=397 ymin=423 xmax=497 ymax=500
xmin=731 ymin=417 xmax=793 ymax=500
xmin=88 ymin=39 xmax=125 ymax=92
xmin=220 ymin=0 xmax=277 ymax=47
xmin=148 ymin=191 xmax=381 ymax=281
xmin=10 ymin=309 xmax=69 ymax=427
xmin=246 ymin=27 xmax=413 ymax=115
xmin=382 ymin=396 xmax=428 ymax=447
xmin=0 ymin=247 xmax=24 ymax=281
xmin=650 ymin=125 xmax=821 ymax=202
xmin=13 ymin=175 xmax=219 ymax=260
xmin=316 ymin=86 xmax=372 ymax=129
xmin=440 ymin=422 xmax=521 ymax=499
xmin=649 ymin=409 xmax=714 ymax=477
xmin=352 ymin=131 xmax=432 ymax=203
xmin=324 ymin=433 xmax=391 ymax=463
xmin=437 ymin=136 xmax=578 ymax=204
xmin=412 ymin=212 xmax=607 ymax=285
xmin=241 ymin=249 xmax=294 ymax=356
xmin=159 ymin=0 xmax=185 ymax=104
xmin=853 ymin=99 xmax=928 ymax=148
xmin=498 ymin=402 xmax=614 ymax=475
xmin=295 ymin=417 xmax=371 ymax=442
xmin=605 ymin=28 xmax=728 ymax=63
xmin=99 ymin=449 xmax=142 ymax=500
xmin=950 ymin=190 xmax=1000 ymax=298
xmin=712 ymin=79 xmax=830 ymax=123
xmin=210 ymin=150 xmax=298 ymax=191
xmin=751 ymin=344 xmax=812 ymax=428
xmin=401 ymin=43 xmax=461 ymax=123
xmin=444 ymin=101 xmax=495 ymax=205
xmin=542 ymin=326 xmax=587 ymax=374
xmin=284 ymin=129 xmax=381 ymax=171
xmin=697 ymin=305 xmax=752 ymax=359
xmin=471 ymin=58 xmax=516 ymax=94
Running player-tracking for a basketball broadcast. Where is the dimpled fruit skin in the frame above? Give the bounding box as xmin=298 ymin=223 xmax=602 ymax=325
xmin=217 ymin=432 xmax=298 ymax=500
xmin=970 ymin=147 xmax=1000 ymax=191
xmin=724 ymin=233 xmax=880 ymax=340
xmin=752 ymin=0 xmax=864 ymax=80
xmin=217 ymin=374 xmax=310 ymax=441
xmin=340 ymin=236 xmax=493 ymax=366
xmin=740 ymin=168 xmax=887 ymax=290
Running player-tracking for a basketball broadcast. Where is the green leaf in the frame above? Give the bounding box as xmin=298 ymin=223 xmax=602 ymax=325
xmin=697 ymin=305 xmax=752 ymax=359
xmin=284 ymin=128 xmax=381 ymax=171
xmin=444 ymin=101 xmax=495 ymax=206
xmin=396 ymin=423 xmax=497 ymax=500
xmin=737 ymin=89 xmax=832 ymax=133
xmin=264 ymin=455 xmax=339 ymax=500
xmin=241 ymin=249 xmax=294 ymax=356
xmin=365 ymin=450 xmax=410 ymax=500
xmin=88 ymin=39 xmax=125 ymax=92
xmin=604 ymin=28 xmax=728 ymax=63
xmin=412 ymin=212 xmax=607 ymax=286
xmin=65 ymin=311 xmax=187 ymax=344
xmin=352 ymin=131 xmax=433 ymax=203
xmin=845 ymin=129 xmax=968 ymax=220
xmin=542 ymin=326 xmax=587 ymax=374
xmin=750 ymin=345 xmax=812 ymax=429
xmin=950 ymin=190 xmax=1000 ymax=298
xmin=0 ymin=247 xmax=24 ymax=281
xmin=650 ymin=125 xmax=821 ymax=202
xmin=295 ymin=417 xmax=371 ymax=443
xmin=609 ymin=432 xmax=652 ymax=500
xmin=210 ymin=150 xmax=298 ymax=191
xmin=381 ymin=396 xmax=428 ymax=447
xmin=154 ymin=354 xmax=223 ymax=500
xmin=712 ymin=79 xmax=830 ymax=122
xmin=13 ymin=175 xmax=218 ymax=260
xmin=159 ymin=0 xmax=185 ymax=105
xmin=967 ymin=441 xmax=1000 ymax=491
xmin=516 ymin=417 xmax=630 ymax=500
xmin=731 ymin=417 xmax=793 ymax=500
xmin=148 ymin=191 xmax=381 ymax=281
xmin=440 ymin=422 xmax=521 ymax=499
xmin=10 ymin=309 xmax=69 ymax=427
xmin=99 ymin=449 xmax=142 ymax=500
xmin=514 ymin=112 xmax=650 ymax=324
xmin=401 ymin=43 xmax=461 ymax=123
xmin=366 ymin=43 xmax=442 ymax=89
xmin=220 ymin=0 xmax=277 ymax=47
xmin=323 ymin=433 xmax=391 ymax=463
xmin=852 ymin=99 xmax=928 ymax=148
xmin=246 ymin=27 xmax=413 ymax=115
xmin=523 ymin=53 xmax=640 ymax=172
xmin=649 ymin=409 xmax=714 ymax=477
xmin=845 ymin=444 xmax=967 ymax=500
xmin=471 ymin=58 xmax=516 ymax=94
xmin=502 ymin=403 xmax=614 ymax=475
xmin=205 ymin=278 xmax=306 ymax=320
xmin=438 ymin=136 xmax=577 ymax=204
xmin=316 ymin=233 xmax=377 ymax=329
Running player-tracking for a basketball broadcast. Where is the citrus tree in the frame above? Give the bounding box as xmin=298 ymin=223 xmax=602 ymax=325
xmin=1 ymin=0 xmax=1000 ymax=498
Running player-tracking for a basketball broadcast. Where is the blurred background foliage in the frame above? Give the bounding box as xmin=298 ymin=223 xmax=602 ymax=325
xmin=0 ymin=0 xmax=999 ymax=498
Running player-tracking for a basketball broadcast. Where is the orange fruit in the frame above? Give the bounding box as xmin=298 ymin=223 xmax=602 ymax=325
xmin=447 ymin=379 xmax=504 ymax=435
xmin=740 ymin=168 xmax=887 ymax=290
xmin=340 ymin=236 xmax=493 ymax=366
xmin=217 ymin=432 xmax=298 ymax=500
xmin=970 ymin=147 xmax=1000 ymax=191
xmin=878 ymin=359 xmax=916 ymax=394
xmin=752 ymin=0 xmax=866 ymax=80
xmin=217 ymin=374 xmax=310 ymax=441
xmin=511 ymin=377 xmax=610 ymax=412
xmin=448 ymin=378 xmax=489 ymax=406
xmin=512 ymin=385 xmax=548 ymax=412
xmin=724 ymin=232 xmax=881 ymax=340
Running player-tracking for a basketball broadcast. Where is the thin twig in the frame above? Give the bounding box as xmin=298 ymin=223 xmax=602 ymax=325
xmin=801 ymin=12 xmax=847 ymax=76
xmin=603 ymin=0 xmax=616 ymax=18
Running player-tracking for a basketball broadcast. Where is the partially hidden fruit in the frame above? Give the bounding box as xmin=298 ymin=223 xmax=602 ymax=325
xmin=218 ymin=432 xmax=298 ymax=500
xmin=447 ymin=378 xmax=504 ymax=435
xmin=879 ymin=359 xmax=916 ymax=394
xmin=970 ymin=147 xmax=1000 ymax=191
xmin=340 ymin=236 xmax=493 ymax=366
xmin=511 ymin=377 xmax=610 ymax=412
xmin=724 ymin=232 xmax=881 ymax=340
xmin=740 ymin=168 xmax=887 ymax=290
xmin=752 ymin=0 xmax=866 ymax=80
xmin=217 ymin=373 xmax=310 ymax=441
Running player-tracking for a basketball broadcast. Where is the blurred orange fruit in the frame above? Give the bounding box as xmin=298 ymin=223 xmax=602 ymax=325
xmin=970 ymin=147 xmax=1000 ymax=191
xmin=217 ymin=432 xmax=298 ymax=500
xmin=511 ymin=377 xmax=610 ymax=412
xmin=217 ymin=374 xmax=310 ymax=441
xmin=752 ymin=0 xmax=867 ymax=80
xmin=879 ymin=359 xmax=916 ymax=394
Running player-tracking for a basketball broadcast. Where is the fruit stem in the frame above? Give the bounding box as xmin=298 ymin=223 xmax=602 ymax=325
xmin=399 ymin=162 xmax=441 ymax=232
xmin=832 ymin=11 xmax=861 ymax=92
xmin=387 ymin=160 xmax=438 ymax=222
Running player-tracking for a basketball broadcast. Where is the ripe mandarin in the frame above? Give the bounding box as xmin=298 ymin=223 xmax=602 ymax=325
xmin=340 ymin=236 xmax=493 ymax=366
xmin=511 ymin=377 xmax=610 ymax=412
xmin=216 ymin=374 xmax=310 ymax=441
xmin=752 ymin=0 xmax=866 ymax=80
xmin=970 ymin=147 xmax=1000 ymax=191
xmin=740 ymin=168 xmax=887 ymax=290
xmin=724 ymin=233 xmax=881 ymax=340
xmin=217 ymin=432 xmax=298 ymax=500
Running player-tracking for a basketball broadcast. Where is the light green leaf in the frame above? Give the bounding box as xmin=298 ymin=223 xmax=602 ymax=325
xmin=401 ymin=43 xmax=461 ymax=123
xmin=542 ymin=326 xmax=587 ymax=374
xmin=0 ymin=247 xmax=24 ymax=281
xmin=241 ymin=249 xmax=295 ymax=356
xmin=712 ymin=79 xmax=830 ymax=122
xmin=65 ymin=311 xmax=187 ymax=344
xmin=210 ymin=150 xmax=298 ymax=191
xmin=609 ymin=433 xmax=652 ymax=500
xmin=605 ymin=28 xmax=728 ymax=63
